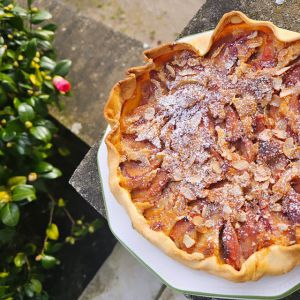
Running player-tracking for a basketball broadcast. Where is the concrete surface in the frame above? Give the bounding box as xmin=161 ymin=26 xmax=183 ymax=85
xmin=63 ymin=0 xmax=205 ymax=47
xmin=79 ymin=243 xmax=163 ymax=300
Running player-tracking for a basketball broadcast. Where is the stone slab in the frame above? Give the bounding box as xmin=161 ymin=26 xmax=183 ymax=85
xmin=180 ymin=0 xmax=300 ymax=38
xmin=69 ymin=140 xmax=106 ymax=217
xmin=35 ymin=0 xmax=144 ymax=146
xmin=78 ymin=243 xmax=163 ymax=300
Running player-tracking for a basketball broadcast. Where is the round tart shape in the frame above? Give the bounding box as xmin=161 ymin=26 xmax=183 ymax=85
xmin=104 ymin=11 xmax=300 ymax=282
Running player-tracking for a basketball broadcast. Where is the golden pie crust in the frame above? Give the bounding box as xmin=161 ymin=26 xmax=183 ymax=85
xmin=104 ymin=11 xmax=300 ymax=282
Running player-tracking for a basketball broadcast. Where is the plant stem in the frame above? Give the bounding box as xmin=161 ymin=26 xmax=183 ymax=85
xmin=40 ymin=194 xmax=55 ymax=254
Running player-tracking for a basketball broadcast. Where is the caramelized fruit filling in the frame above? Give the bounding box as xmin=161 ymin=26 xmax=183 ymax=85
xmin=118 ymin=26 xmax=300 ymax=270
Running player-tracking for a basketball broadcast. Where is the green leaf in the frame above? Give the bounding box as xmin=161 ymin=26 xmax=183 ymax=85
xmin=35 ymin=161 xmax=53 ymax=173
xmin=53 ymin=59 xmax=72 ymax=76
xmin=39 ymin=167 xmax=62 ymax=179
xmin=25 ymin=38 xmax=37 ymax=60
xmin=12 ymin=184 xmax=36 ymax=202
xmin=43 ymin=23 xmax=57 ymax=32
xmin=46 ymin=223 xmax=59 ymax=240
xmin=44 ymin=241 xmax=63 ymax=254
xmin=14 ymin=252 xmax=26 ymax=267
xmin=0 ymin=203 xmax=20 ymax=227
xmin=30 ymin=279 xmax=42 ymax=294
xmin=18 ymin=103 xmax=35 ymax=122
xmin=41 ymin=254 xmax=59 ymax=269
xmin=1 ymin=129 xmax=16 ymax=142
xmin=40 ymin=56 xmax=55 ymax=70
xmin=31 ymin=10 xmax=52 ymax=24
xmin=8 ymin=176 xmax=27 ymax=187
xmin=9 ymin=15 xmax=24 ymax=30
xmin=33 ymin=29 xmax=54 ymax=41
xmin=13 ymin=5 xmax=28 ymax=17
xmin=30 ymin=126 xmax=51 ymax=142
xmin=0 ymin=46 xmax=6 ymax=58
xmin=2 ymin=80 xmax=17 ymax=93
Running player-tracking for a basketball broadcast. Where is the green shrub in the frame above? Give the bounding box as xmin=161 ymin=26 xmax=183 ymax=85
xmin=0 ymin=1 xmax=100 ymax=298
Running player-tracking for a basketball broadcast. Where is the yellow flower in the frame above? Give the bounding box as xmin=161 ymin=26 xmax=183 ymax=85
xmin=33 ymin=57 xmax=40 ymax=63
xmin=0 ymin=191 xmax=11 ymax=203
xmin=18 ymin=54 xmax=24 ymax=61
xmin=45 ymin=75 xmax=52 ymax=81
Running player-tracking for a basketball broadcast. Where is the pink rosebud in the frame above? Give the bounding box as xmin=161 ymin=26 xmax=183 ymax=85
xmin=52 ymin=76 xmax=71 ymax=93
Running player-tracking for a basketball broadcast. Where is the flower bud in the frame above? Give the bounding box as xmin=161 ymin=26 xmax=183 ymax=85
xmin=0 ymin=191 xmax=11 ymax=203
xmin=52 ymin=76 xmax=71 ymax=93
xmin=28 ymin=172 xmax=38 ymax=182
xmin=25 ymin=121 xmax=33 ymax=129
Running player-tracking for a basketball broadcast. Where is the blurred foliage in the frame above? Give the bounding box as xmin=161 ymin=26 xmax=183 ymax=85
xmin=0 ymin=1 xmax=101 ymax=299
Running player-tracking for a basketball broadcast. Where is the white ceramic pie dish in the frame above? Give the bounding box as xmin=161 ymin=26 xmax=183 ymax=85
xmin=97 ymin=30 xmax=300 ymax=299
xmin=97 ymin=127 xmax=300 ymax=300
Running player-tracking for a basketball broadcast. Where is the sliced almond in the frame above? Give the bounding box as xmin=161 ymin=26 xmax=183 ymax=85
xmin=204 ymin=220 xmax=214 ymax=228
xmin=223 ymin=204 xmax=232 ymax=215
xmin=192 ymin=216 xmax=204 ymax=227
xmin=247 ymin=37 xmax=263 ymax=48
xmin=270 ymin=94 xmax=282 ymax=107
xmin=275 ymin=119 xmax=287 ymax=131
xmin=283 ymin=137 xmax=296 ymax=159
xmin=272 ymin=129 xmax=287 ymax=140
xmin=211 ymin=44 xmax=224 ymax=58
xmin=211 ymin=160 xmax=222 ymax=174
xmin=232 ymin=160 xmax=249 ymax=170
xmin=277 ymin=223 xmax=289 ymax=232
xmin=231 ymin=185 xmax=243 ymax=196
xmin=254 ymin=165 xmax=271 ymax=182
xmin=237 ymin=211 xmax=247 ymax=222
xmin=202 ymin=205 xmax=210 ymax=218
xmin=144 ymin=107 xmax=155 ymax=121
xmin=180 ymin=186 xmax=196 ymax=201
xmin=247 ymin=31 xmax=258 ymax=39
xmin=275 ymin=65 xmax=291 ymax=76
xmin=272 ymin=77 xmax=282 ymax=91
xmin=183 ymin=234 xmax=196 ymax=248
xmin=235 ymin=223 xmax=241 ymax=229
xmin=271 ymin=203 xmax=282 ymax=212
xmin=166 ymin=63 xmax=176 ymax=77
xmin=258 ymin=129 xmax=273 ymax=141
